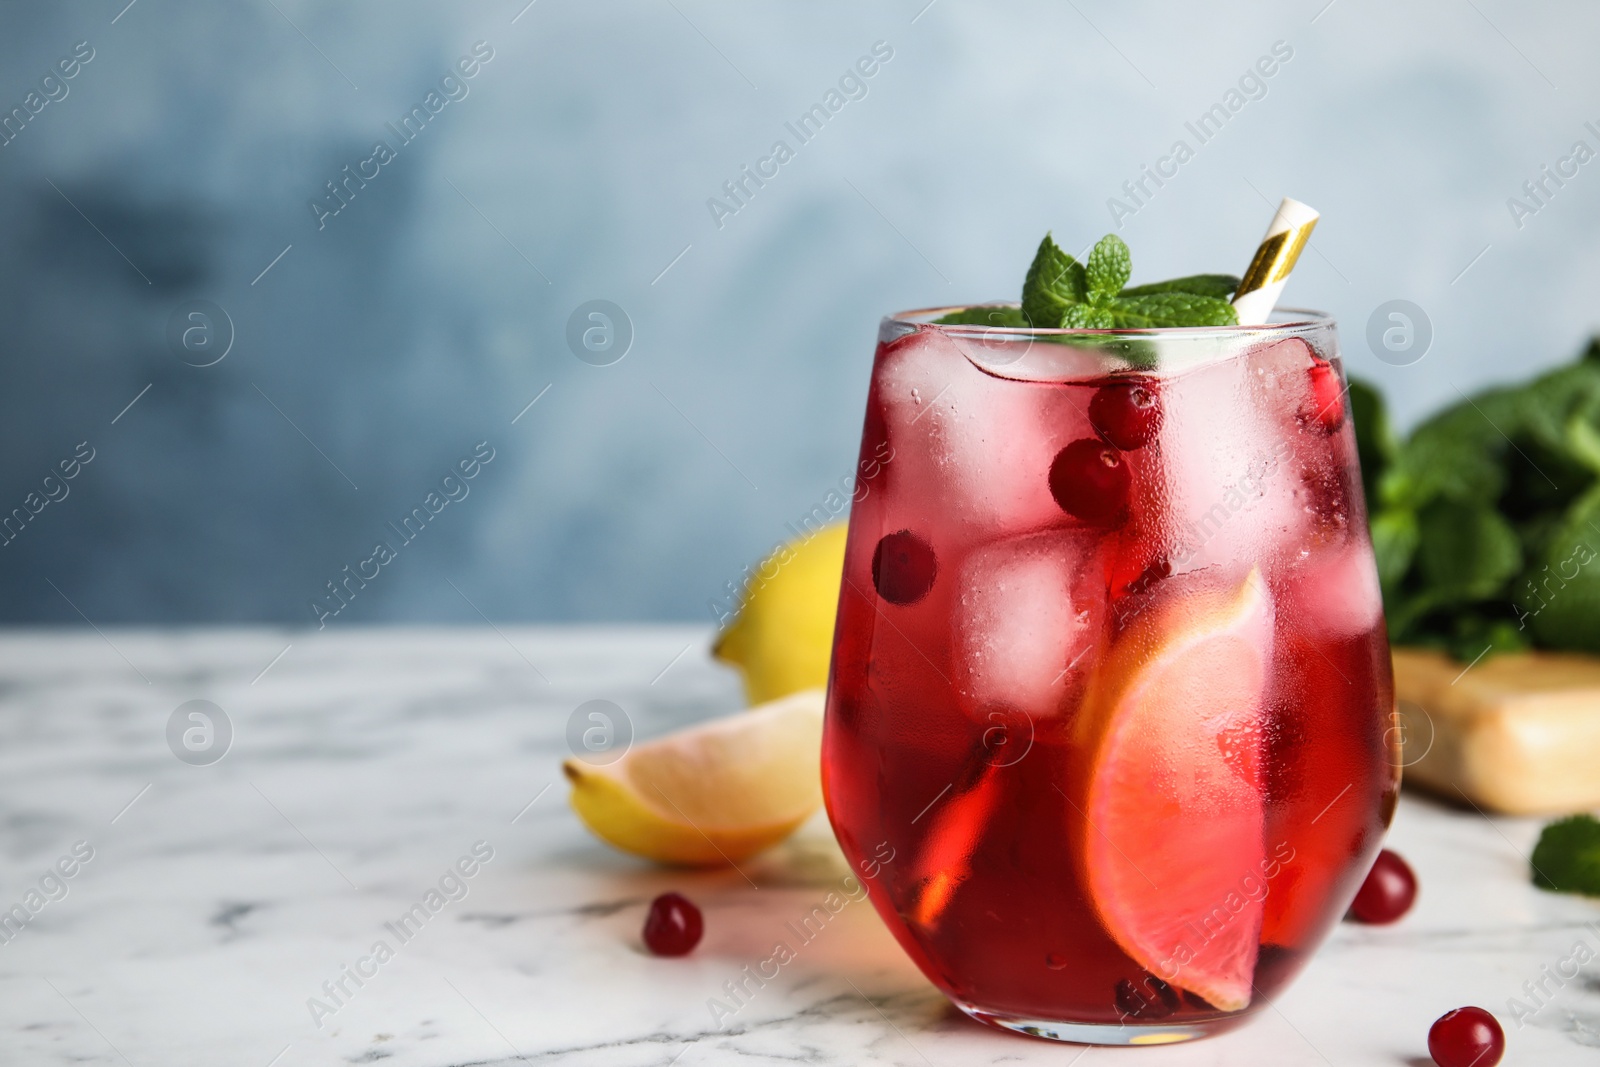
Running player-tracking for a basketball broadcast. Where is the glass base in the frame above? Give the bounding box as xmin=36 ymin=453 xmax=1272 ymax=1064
xmin=955 ymin=1000 xmax=1243 ymax=1045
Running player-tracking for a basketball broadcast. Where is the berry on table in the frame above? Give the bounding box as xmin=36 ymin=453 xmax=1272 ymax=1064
xmin=1428 ymin=1006 xmax=1504 ymax=1067
xmin=643 ymin=892 xmax=703 ymax=956
xmin=1348 ymin=848 xmax=1417 ymax=924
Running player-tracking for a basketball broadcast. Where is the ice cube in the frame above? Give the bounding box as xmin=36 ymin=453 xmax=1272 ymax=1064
xmin=1158 ymin=347 xmax=1317 ymax=576
xmin=874 ymin=329 xmax=1091 ymax=539
xmin=1245 ymin=338 xmax=1317 ymax=430
xmin=871 ymin=329 xmax=970 ymax=541
xmin=1246 ymin=338 xmax=1357 ymax=540
xmin=873 ymin=328 xmax=968 ymax=442
xmin=952 ymin=528 xmax=1108 ymax=720
xmin=1282 ymin=537 xmax=1384 ymax=639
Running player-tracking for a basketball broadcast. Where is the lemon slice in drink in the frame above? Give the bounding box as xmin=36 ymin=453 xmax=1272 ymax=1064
xmin=564 ymin=689 xmax=823 ymax=867
xmin=1075 ymin=572 xmax=1273 ymax=1012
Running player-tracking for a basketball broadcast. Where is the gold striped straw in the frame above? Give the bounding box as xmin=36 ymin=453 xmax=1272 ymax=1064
xmin=1232 ymin=197 xmax=1319 ymax=325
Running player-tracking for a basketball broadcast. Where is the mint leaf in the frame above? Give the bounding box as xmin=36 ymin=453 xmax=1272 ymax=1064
xmin=1086 ymin=234 xmax=1131 ymax=301
xmin=1110 ymin=292 xmax=1239 ymax=328
xmin=1415 ymin=500 xmax=1522 ymax=601
xmin=1121 ymin=274 xmax=1240 ymax=300
xmin=1520 ymin=484 xmax=1600 ymax=651
xmin=1369 ymin=507 xmax=1419 ymax=600
xmin=1061 ymin=304 xmax=1114 ymax=329
xmin=934 ymin=305 xmax=1031 ymax=327
xmin=1531 ymin=814 xmax=1600 ymax=895
xmin=1564 ymin=404 xmax=1600 ymax=475
xmin=1385 ymin=500 xmax=1523 ymax=641
xmin=1386 ymin=404 xmax=1506 ymax=509
xmin=1021 ymin=235 xmax=1085 ymax=329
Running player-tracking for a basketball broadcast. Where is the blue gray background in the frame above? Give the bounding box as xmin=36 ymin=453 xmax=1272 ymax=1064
xmin=0 ymin=0 xmax=1595 ymax=624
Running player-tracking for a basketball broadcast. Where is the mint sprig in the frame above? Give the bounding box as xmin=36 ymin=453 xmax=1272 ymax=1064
xmin=1034 ymin=234 xmax=1239 ymax=329
xmin=942 ymin=233 xmax=1240 ymax=330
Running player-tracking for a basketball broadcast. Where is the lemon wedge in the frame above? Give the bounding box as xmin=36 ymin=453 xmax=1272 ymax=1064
xmin=1075 ymin=571 xmax=1274 ymax=1013
xmin=713 ymin=523 xmax=847 ymax=705
xmin=563 ymin=689 xmax=824 ymax=867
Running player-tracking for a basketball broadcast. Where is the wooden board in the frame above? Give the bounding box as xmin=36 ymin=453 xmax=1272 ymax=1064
xmin=1393 ymin=646 xmax=1600 ymax=815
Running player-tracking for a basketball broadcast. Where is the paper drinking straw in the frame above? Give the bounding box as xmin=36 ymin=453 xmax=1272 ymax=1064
xmin=1231 ymin=197 xmax=1320 ymax=325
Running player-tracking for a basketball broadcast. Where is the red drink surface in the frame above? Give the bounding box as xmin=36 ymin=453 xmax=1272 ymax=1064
xmin=823 ymin=321 xmax=1397 ymax=1034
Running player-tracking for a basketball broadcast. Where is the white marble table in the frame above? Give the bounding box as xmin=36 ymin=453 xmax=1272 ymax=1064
xmin=1 ymin=627 xmax=1597 ymax=1066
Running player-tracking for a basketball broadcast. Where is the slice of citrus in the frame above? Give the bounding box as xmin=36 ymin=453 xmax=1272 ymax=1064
xmin=1075 ymin=572 xmax=1273 ymax=1012
xmin=563 ymin=689 xmax=823 ymax=867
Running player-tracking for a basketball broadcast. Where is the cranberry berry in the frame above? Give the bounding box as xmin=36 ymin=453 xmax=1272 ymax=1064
xmin=1089 ymin=380 xmax=1161 ymax=450
xmin=1348 ymin=848 xmax=1417 ymax=924
xmin=1428 ymin=1006 xmax=1504 ymax=1067
xmin=1115 ymin=974 xmax=1180 ymax=1020
xmin=1049 ymin=439 xmax=1131 ymax=526
xmin=1306 ymin=357 xmax=1345 ymax=432
xmin=643 ymin=892 xmax=703 ymax=956
xmin=872 ymin=530 xmax=938 ymax=605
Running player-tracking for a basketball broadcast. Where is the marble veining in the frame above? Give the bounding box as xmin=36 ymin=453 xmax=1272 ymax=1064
xmin=0 ymin=627 xmax=1596 ymax=1065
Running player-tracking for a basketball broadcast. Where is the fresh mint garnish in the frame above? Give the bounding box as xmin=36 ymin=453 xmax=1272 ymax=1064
xmin=940 ymin=233 xmax=1239 ymax=330
xmin=1531 ymin=814 xmax=1600 ymax=895
xmin=1069 ymin=234 xmax=1238 ymax=328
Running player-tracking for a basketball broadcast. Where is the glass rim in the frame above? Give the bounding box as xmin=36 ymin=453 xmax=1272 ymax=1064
xmin=885 ymin=303 xmax=1334 ymax=341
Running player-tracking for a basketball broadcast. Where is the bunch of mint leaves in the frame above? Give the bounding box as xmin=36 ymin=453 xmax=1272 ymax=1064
xmin=936 ymin=233 xmax=1241 ymax=330
xmin=1350 ymin=338 xmax=1600 ymax=661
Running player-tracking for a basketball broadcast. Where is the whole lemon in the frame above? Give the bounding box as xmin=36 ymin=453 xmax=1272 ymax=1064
xmin=713 ymin=522 xmax=848 ymax=705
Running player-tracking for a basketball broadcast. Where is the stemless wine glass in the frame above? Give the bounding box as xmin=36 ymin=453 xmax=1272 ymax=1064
xmin=822 ymin=306 xmax=1397 ymax=1045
